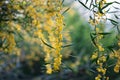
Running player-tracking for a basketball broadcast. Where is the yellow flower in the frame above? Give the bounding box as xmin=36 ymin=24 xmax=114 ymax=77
xmin=118 ymin=41 xmax=120 ymax=46
xmin=96 ymin=27 xmax=99 ymax=32
xmin=109 ymin=53 xmax=115 ymax=58
xmin=114 ymin=65 xmax=120 ymax=73
xmin=6 ymin=33 xmax=16 ymax=53
xmin=95 ymin=74 xmax=101 ymax=80
xmin=46 ymin=64 xmax=52 ymax=74
xmin=16 ymin=24 xmax=21 ymax=31
xmin=44 ymin=53 xmax=51 ymax=62
xmin=100 ymin=56 xmax=106 ymax=62
xmin=98 ymin=45 xmax=104 ymax=51
xmin=106 ymin=77 xmax=109 ymax=80
xmin=53 ymin=55 xmax=62 ymax=71
xmin=89 ymin=19 xmax=95 ymax=26
xmin=91 ymin=52 xmax=98 ymax=60
xmin=102 ymin=68 xmax=106 ymax=75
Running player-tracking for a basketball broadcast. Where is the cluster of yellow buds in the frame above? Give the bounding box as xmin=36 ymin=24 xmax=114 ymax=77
xmin=0 ymin=31 xmax=16 ymax=53
xmin=95 ymin=55 xmax=108 ymax=80
xmin=6 ymin=33 xmax=16 ymax=53
xmin=118 ymin=40 xmax=120 ymax=46
xmin=109 ymin=40 xmax=120 ymax=73
xmin=0 ymin=0 xmax=64 ymax=74
xmin=95 ymin=74 xmax=101 ymax=80
xmin=37 ymin=0 xmax=63 ymax=74
xmin=89 ymin=0 xmax=108 ymax=80
xmin=91 ymin=52 xmax=98 ymax=60
xmin=113 ymin=49 xmax=120 ymax=73
xmin=45 ymin=64 xmax=52 ymax=74
xmin=89 ymin=0 xmax=106 ymax=26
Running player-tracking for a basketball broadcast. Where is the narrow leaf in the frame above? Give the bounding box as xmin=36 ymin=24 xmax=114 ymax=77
xmin=99 ymin=32 xmax=111 ymax=35
xmin=117 ymin=25 xmax=120 ymax=33
xmin=106 ymin=8 xmax=111 ymax=13
xmin=90 ymin=33 xmax=97 ymax=47
xmin=62 ymin=44 xmax=73 ymax=48
xmin=41 ymin=38 xmax=55 ymax=49
xmin=85 ymin=0 xmax=89 ymax=4
xmin=114 ymin=14 xmax=119 ymax=19
xmin=114 ymin=1 xmax=120 ymax=4
xmin=108 ymin=19 xmax=118 ymax=25
xmin=92 ymin=32 xmax=111 ymax=35
xmin=89 ymin=0 xmax=93 ymax=9
xmin=78 ymin=0 xmax=90 ymax=10
xmin=102 ymin=2 xmax=113 ymax=10
xmin=98 ymin=2 xmax=103 ymax=14
xmin=62 ymin=7 xmax=70 ymax=15
xmin=62 ymin=0 xmax=64 ymax=4
xmin=113 ymin=6 xmax=120 ymax=10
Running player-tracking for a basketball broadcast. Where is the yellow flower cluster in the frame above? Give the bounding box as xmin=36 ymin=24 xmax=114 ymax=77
xmin=97 ymin=56 xmax=106 ymax=71
xmin=94 ymin=56 xmax=108 ymax=80
xmin=89 ymin=0 xmax=106 ymax=26
xmin=113 ymin=49 xmax=120 ymax=73
xmin=0 ymin=1 xmax=16 ymax=53
xmin=53 ymin=11 xmax=63 ymax=71
xmin=53 ymin=55 xmax=62 ymax=71
xmin=95 ymin=74 xmax=101 ymax=80
xmin=25 ymin=0 xmax=64 ymax=74
xmin=46 ymin=64 xmax=52 ymax=74
xmin=114 ymin=64 xmax=120 ymax=73
xmin=0 ymin=0 xmax=64 ymax=74
xmin=109 ymin=40 xmax=120 ymax=73
xmin=6 ymin=33 xmax=16 ymax=53
xmin=95 ymin=74 xmax=109 ymax=80
xmin=98 ymin=0 xmax=106 ymax=8
xmin=0 ymin=31 xmax=16 ymax=53
xmin=91 ymin=52 xmax=98 ymax=60
xmin=97 ymin=45 xmax=104 ymax=52
xmin=89 ymin=0 xmax=108 ymax=80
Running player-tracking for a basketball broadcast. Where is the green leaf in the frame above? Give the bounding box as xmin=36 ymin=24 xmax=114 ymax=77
xmin=98 ymin=2 xmax=104 ymax=14
xmin=114 ymin=14 xmax=119 ymax=19
xmin=0 ymin=39 xmax=2 ymax=47
xmin=108 ymin=19 xmax=118 ymax=25
xmin=17 ymin=32 xmax=24 ymax=40
xmin=98 ymin=32 xmax=111 ymax=35
xmin=113 ymin=6 xmax=120 ymax=10
xmin=102 ymin=2 xmax=113 ymax=10
xmin=92 ymin=32 xmax=111 ymax=35
xmin=108 ymin=11 xmax=119 ymax=13
xmin=90 ymin=33 xmax=97 ymax=47
xmin=107 ymin=64 xmax=116 ymax=68
xmin=78 ymin=0 xmax=90 ymax=10
xmin=89 ymin=69 xmax=96 ymax=73
xmin=116 ymin=25 xmax=120 ymax=33
xmin=107 ymin=46 xmax=115 ymax=53
xmin=114 ymin=1 xmax=120 ymax=4
xmin=62 ymin=44 xmax=73 ymax=48
xmin=41 ymin=38 xmax=55 ymax=49
xmin=62 ymin=0 xmax=64 ymax=5
xmin=89 ymin=0 xmax=93 ymax=9
xmin=89 ymin=16 xmax=93 ymax=20
xmin=106 ymin=8 xmax=111 ymax=13
xmin=85 ymin=0 xmax=89 ymax=4
xmin=102 ymin=1 xmax=120 ymax=10
xmin=62 ymin=7 xmax=70 ymax=15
